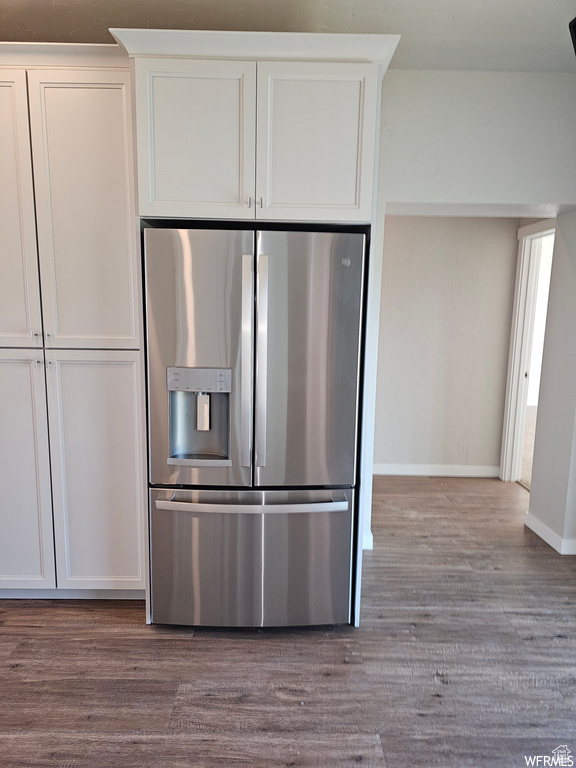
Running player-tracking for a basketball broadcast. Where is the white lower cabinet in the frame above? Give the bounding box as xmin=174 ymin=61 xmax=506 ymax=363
xmin=0 ymin=348 xmax=146 ymax=592
xmin=0 ymin=350 xmax=55 ymax=588
xmin=47 ymin=350 xmax=146 ymax=590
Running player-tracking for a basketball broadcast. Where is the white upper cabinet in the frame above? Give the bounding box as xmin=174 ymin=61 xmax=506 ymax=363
xmin=135 ymin=58 xmax=256 ymax=219
xmin=112 ymin=30 xmax=400 ymax=222
xmin=128 ymin=51 xmax=381 ymax=222
xmin=256 ymin=61 xmax=377 ymax=222
xmin=27 ymin=69 xmax=140 ymax=349
xmin=0 ymin=70 xmax=43 ymax=347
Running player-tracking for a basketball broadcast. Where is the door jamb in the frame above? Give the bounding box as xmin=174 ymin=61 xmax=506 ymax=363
xmin=500 ymin=219 xmax=556 ymax=482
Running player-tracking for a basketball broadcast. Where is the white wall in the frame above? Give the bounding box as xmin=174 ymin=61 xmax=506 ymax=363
xmin=374 ymin=216 xmax=518 ymax=476
xmin=366 ymin=70 xmax=576 ymax=550
xmin=380 ymin=70 xmax=576 ymax=216
xmin=526 ymin=211 xmax=576 ymax=553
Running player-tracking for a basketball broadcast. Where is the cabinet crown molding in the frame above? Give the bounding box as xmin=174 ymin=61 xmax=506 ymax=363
xmin=109 ymin=28 xmax=400 ymax=67
xmin=0 ymin=42 xmax=128 ymax=68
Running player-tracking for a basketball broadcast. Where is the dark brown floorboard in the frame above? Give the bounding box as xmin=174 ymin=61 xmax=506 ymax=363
xmin=1 ymin=476 xmax=575 ymax=767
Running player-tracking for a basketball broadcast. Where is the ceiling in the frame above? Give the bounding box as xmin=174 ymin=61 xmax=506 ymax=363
xmin=2 ymin=0 xmax=576 ymax=72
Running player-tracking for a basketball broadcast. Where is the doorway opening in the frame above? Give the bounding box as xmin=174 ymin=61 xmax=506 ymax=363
xmin=500 ymin=221 xmax=555 ymax=487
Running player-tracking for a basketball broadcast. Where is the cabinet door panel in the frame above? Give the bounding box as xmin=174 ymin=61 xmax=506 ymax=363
xmin=135 ymin=58 xmax=256 ymax=218
xmin=256 ymin=62 xmax=377 ymax=222
xmin=47 ymin=350 xmax=146 ymax=590
xmin=0 ymin=71 xmax=43 ymax=347
xmin=0 ymin=350 xmax=55 ymax=588
xmin=27 ymin=70 xmax=140 ymax=349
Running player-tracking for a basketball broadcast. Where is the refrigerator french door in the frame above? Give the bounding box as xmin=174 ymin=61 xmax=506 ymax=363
xmin=144 ymin=228 xmax=365 ymax=626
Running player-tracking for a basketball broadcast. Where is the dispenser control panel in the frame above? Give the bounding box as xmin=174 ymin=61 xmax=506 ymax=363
xmin=166 ymin=367 xmax=232 ymax=393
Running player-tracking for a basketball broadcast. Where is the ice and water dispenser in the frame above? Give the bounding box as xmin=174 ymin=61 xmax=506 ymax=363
xmin=166 ymin=367 xmax=232 ymax=467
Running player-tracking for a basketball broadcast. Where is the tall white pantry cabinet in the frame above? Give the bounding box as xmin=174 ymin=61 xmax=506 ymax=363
xmin=0 ymin=47 xmax=146 ymax=593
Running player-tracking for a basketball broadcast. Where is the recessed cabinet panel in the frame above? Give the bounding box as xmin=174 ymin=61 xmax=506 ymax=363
xmin=135 ymin=58 xmax=256 ymax=218
xmin=0 ymin=351 xmax=55 ymax=588
xmin=47 ymin=350 xmax=146 ymax=590
xmin=0 ymin=71 xmax=43 ymax=347
xmin=256 ymin=61 xmax=377 ymax=222
xmin=27 ymin=70 xmax=140 ymax=349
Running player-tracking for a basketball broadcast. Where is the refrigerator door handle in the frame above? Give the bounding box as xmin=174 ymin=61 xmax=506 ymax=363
xmin=241 ymin=254 xmax=253 ymax=467
xmin=255 ymin=252 xmax=268 ymax=468
xmin=154 ymin=498 xmax=349 ymax=515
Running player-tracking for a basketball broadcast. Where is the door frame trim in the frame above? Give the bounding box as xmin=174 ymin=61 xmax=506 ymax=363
xmin=500 ymin=219 xmax=556 ymax=482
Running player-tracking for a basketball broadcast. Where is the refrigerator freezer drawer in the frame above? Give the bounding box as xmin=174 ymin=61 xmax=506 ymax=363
xmin=150 ymin=489 xmax=353 ymax=627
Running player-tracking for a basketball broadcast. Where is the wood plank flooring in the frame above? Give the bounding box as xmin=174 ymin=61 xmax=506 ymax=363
xmin=1 ymin=477 xmax=575 ymax=767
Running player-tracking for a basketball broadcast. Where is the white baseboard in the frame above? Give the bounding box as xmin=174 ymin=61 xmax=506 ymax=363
xmin=0 ymin=589 xmax=145 ymax=600
xmin=362 ymin=531 xmax=374 ymax=550
xmin=373 ymin=463 xmax=500 ymax=478
xmin=524 ymin=512 xmax=576 ymax=555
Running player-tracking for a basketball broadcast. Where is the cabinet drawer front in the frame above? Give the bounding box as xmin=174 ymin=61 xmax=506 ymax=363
xmin=150 ymin=489 xmax=353 ymax=627
xmin=135 ymin=58 xmax=256 ymax=219
xmin=256 ymin=61 xmax=378 ymax=222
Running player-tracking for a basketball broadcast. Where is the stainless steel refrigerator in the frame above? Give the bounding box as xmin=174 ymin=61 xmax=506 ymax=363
xmin=144 ymin=228 xmax=365 ymax=627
